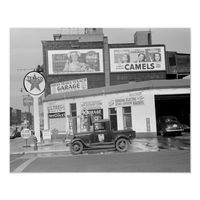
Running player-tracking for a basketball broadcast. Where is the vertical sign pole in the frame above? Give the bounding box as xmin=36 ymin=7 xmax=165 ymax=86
xmin=33 ymin=95 xmax=41 ymax=143
xmin=28 ymin=105 xmax=31 ymax=113
xmin=23 ymin=71 xmax=45 ymax=144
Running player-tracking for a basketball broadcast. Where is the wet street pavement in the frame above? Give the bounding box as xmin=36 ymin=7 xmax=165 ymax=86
xmin=130 ymin=133 xmax=190 ymax=152
xmin=10 ymin=133 xmax=190 ymax=172
xmin=10 ymin=132 xmax=190 ymax=156
xmin=10 ymin=132 xmax=190 ymax=161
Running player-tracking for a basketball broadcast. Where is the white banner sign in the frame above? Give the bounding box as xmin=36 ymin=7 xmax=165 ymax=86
xmin=80 ymin=100 xmax=103 ymax=110
xmin=110 ymin=46 xmax=165 ymax=72
xmin=42 ymin=130 xmax=51 ymax=140
xmin=47 ymin=104 xmax=65 ymax=113
xmin=51 ymin=78 xmax=88 ymax=94
xmin=108 ymin=92 xmax=144 ymax=107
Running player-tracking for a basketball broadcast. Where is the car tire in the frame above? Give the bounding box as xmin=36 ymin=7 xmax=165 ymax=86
xmin=115 ymin=138 xmax=129 ymax=152
xmin=70 ymin=141 xmax=83 ymax=155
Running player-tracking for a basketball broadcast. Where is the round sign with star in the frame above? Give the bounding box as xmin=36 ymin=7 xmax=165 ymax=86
xmin=23 ymin=71 xmax=45 ymax=96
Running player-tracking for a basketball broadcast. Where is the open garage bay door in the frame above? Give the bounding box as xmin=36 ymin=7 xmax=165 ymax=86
xmin=155 ymin=94 xmax=190 ymax=125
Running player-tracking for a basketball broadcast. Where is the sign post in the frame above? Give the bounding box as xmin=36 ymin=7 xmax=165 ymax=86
xmin=21 ymin=128 xmax=31 ymax=148
xmin=23 ymin=71 xmax=45 ymax=143
xmin=33 ymin=95 xmax=41 ymax=142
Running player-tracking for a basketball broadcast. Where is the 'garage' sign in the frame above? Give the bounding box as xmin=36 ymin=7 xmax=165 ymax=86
xmin=50 ymin=78 xmax=88 ymax=94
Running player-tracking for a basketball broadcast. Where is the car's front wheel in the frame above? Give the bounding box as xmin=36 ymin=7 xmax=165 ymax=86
xmin=70 ymin=141 xmax=83 ymax=155
xmin=115 ymin=138 xmax=129 ymax=152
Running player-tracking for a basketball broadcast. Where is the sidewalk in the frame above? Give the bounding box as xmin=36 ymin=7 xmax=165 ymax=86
xmin=10 ymin=133 xmax=190 ymax=155
xmin=10 ymin=138 xmax=69 ymax=155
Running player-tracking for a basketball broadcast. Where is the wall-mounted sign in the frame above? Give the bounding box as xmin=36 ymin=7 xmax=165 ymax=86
xmin=80 ymin=100 xmax=103 ymax=132
xmin=110 ymin=46 xmax=165 ymax=72
xmin=48 ymin=112 xmax=65 ymax=119
xmin=48 ymin=103 xmax=65 ymax=118
xmin=48 ymin=49 xmax=104 ymax=74
xmin=80 ymin=100 xmax=103 ymax=110
xmin=108 ymin=92 xmax=144 ymax=107
xmin=47 ymin=104 xmax=65 ymax=113
xmin=42 ymin=130 xmax=51 ymax=140
xmin=81 ymin=108 xmax=103 ymax=116
xmin=23 ymin=71 xmax=45 ymax=96
xmin=51 ymin=78 xmax=88 ymax=94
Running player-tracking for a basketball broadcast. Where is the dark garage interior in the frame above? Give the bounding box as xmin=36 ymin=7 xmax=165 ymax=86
xmin=155 ymin=94 xmax=190 ymax=126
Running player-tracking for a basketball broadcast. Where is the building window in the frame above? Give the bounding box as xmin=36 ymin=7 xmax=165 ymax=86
xmin=70 ymin=103 xmax=77 ymax=117
xmin=70 ymin=103 xmax=77 ymax=133
xmin=109 ymin=108 xmax=118 ymax=131
xmin=123 ymin=107 xmax=132 ymax=129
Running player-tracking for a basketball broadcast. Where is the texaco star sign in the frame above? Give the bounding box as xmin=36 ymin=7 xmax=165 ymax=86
xmin=23 ymin=71 xmax=45 ymax=96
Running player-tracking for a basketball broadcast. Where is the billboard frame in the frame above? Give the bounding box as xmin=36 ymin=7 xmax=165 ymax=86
xmin=109 ymin=44 xmax=166 ymax=73
xmin=47 ymin=48 xmax=104 ymax=75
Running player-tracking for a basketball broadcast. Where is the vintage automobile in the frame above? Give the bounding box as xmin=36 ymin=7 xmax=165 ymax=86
xmin=181 ymin=124 xmax=190 ymax=132
xmin=10 ymin=126 xmax=22 ymax=139
xmin=157 ymin=116 xmax=184 ymax=136
xmin=69 ymin=119 xmax=136 ymax=155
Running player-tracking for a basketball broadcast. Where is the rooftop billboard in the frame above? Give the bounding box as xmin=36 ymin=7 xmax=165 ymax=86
xmin=48 ymin=49 xmax=104 ymax=74
xmin=110 ymin=46 xmax=165 ymax=72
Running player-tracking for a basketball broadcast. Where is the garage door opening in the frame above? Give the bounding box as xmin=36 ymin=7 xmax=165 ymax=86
xmin=155 ymin=94 xmax=190 ymax=130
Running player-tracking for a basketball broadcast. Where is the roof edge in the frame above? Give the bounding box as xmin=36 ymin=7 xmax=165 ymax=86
xmin=43 ymin=79 xmax=190 ymax=103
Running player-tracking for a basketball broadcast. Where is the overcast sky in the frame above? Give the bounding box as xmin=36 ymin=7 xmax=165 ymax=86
xmin=10 ymin=28 xmax=190 ymax=112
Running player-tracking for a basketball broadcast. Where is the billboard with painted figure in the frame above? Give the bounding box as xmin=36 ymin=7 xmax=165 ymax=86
xmin=48 ymin=49 xmax=104 ymax=74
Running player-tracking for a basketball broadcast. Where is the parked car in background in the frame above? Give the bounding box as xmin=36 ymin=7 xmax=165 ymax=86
xmin=10 ymin=125 xmax=23 ymax=139
xmin=157 ymin=116 xmax=184 ymax=136
xmin=181 ymin=124 xmax=190 ymax=132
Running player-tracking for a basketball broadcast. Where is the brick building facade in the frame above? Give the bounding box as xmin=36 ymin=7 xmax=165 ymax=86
xmin=42 ymin=29 xmax=190 ymax=97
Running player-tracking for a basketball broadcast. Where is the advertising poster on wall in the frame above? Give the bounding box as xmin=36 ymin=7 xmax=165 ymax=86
xmin=47 ymin=104 xmax=65 ymax=118
xmin=47 ymin=103 xmax=66 ymax=132
xmin=108 ymin=91 xmax=144 ymax=107
xmin=48 ymin=49 xmax=104 ymax=74
xmin=50 ymin=78 xmax=88 ymax=94
xmin=80 ymin=100 xmax=103 ymax=131
xmin=110 ymin=46 xmax=165 ymax=72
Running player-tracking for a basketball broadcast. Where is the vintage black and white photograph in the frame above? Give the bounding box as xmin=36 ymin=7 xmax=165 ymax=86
xmin=10 ymin=28 xmax=190 ymax=173
xmin=3 ymin=0 xmax=200 ymax=200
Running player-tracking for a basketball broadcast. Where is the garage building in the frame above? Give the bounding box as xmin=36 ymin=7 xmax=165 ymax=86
xmin=43 ymin=79 xmax=190 ymax=137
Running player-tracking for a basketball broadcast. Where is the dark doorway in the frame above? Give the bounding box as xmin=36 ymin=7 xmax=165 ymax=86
xmin=155 ymin=94 xmax=190 ymax=126
xmin=109 ymin=108 xmax=118 ymax=131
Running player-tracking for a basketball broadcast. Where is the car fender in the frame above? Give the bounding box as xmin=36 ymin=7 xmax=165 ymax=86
xmin=70 ymin=138 xmax=87 ymax=147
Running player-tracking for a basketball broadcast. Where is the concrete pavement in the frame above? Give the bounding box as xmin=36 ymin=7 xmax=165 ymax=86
xmin=10 ymin=137 xmax=70 ymax=155
xmin=11 ymin=150 xmax=190 ymax=172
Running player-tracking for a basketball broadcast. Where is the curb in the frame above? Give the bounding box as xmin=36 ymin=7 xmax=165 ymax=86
xmin=10 ymin=152 xmax=25 ymax=155
xmin=11 ymin=148 xmax=70 ymax=155
xmin=24 ymin=148 xmax=70 ymax=155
